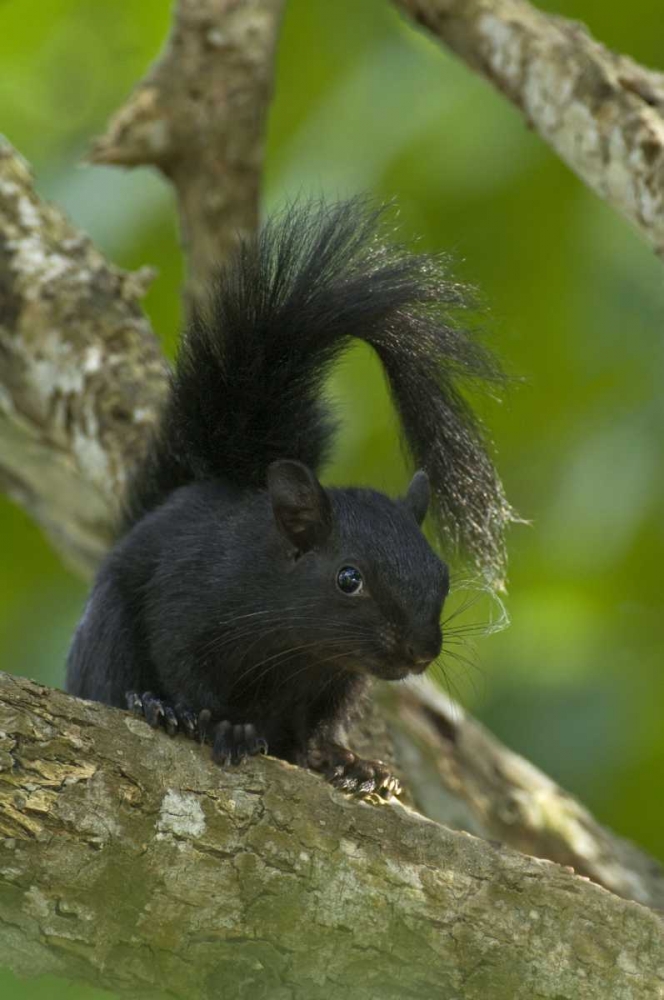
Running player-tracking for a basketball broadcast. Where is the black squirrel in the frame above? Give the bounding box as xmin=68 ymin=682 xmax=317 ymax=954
xmin=66 ymin=200 xmax=511 ymax=795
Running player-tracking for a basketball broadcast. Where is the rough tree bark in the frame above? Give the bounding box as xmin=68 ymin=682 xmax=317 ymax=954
xmin=90 ymin=0 xmax=286 ymax=313
xmin=394 ymin=0 xmax=664 ymax=256
xmin=2 ymin=0 xmax=664 ymax=995
xmin=382 ymin=679 xmax=664 ymax=910
xmin=1 ymin=672 xmax=662 ymax=1000
xmin=0 ymin=140 xmax=167 ymax=576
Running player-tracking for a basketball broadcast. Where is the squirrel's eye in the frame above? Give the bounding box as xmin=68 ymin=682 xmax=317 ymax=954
xmin=336 ymin=565 xmax=363 ymax=596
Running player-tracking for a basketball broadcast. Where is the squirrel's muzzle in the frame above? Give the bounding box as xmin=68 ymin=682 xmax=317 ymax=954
xmin=403 ymin=627 xmax=442 ymax=674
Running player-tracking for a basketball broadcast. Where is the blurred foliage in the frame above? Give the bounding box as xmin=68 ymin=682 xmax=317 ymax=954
xmin=1 ymin=1 xmax=664 ymax=995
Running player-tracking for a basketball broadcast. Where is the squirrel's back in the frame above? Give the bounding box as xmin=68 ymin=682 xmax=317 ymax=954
xmin=125 ymin=199 xmax=512 ymax=580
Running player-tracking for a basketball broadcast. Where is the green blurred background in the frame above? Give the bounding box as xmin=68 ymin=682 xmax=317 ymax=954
xmin=1 ymin=0 xmax=663 ymax=995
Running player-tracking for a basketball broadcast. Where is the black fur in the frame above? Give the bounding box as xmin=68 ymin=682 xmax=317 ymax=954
xmin=125 ymin=199 xmax=511 ymax=576
xmin=67 ymin=200 xmax=511 ymax=795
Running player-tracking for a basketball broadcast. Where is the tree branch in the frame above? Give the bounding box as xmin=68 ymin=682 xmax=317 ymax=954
xmin=394 ymin=0 xmax=664 ymax=256
xmin=0 ymin=138 xmax=167 ymax=576
xmin=90 ymin=0 xmax=286 ymax=313
xmin=1 ymin=0 xmax=287 ymax=569
xmin=1 ymin=671 xmax=661 ymax=1000
xmin=381 ymin=679 xmax=664 ymax=910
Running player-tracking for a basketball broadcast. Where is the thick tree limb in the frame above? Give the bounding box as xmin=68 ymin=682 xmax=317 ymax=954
xmin=0 ymin=138 xmax=167 ymax=576
xmin=90 ymin=0 xmax=286 ymax=313
xmin=1 ymin=672 xmax=662 ymax=1000
xmin=381 ymin=678 xmax=664 ymax=910
xmin=394 ymin=0 xmax=664 ymax=256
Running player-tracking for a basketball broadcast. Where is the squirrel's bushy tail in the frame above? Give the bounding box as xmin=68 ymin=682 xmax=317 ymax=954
xmin=126 ymin=199 xmax=514 ymax=580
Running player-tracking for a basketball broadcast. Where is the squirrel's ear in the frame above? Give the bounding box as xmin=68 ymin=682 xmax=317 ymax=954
xmin=267 ymin=460 xmax=332 ymax=551
xmin=404 ymin=470 xmax=430 ymax=527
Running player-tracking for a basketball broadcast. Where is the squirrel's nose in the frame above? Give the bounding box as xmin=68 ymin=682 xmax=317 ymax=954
xmin=405 ymin=643 xmax=431 ymax=665
xmin=404 ymin=633 xmax=441 ymax=671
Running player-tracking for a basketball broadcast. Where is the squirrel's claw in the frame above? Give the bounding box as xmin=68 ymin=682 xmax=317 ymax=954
xmin=125 ymin=690 xmax=200 ymax=740
xmin=212 ymin=720 xmax=268 ymax=766
xmin=125 ymin=696 xmax=268 ymax=765
xmin=309 ymin=744 xmax=402 ymax=799
xmin=330 ymin=759 xmax=401 ymax=798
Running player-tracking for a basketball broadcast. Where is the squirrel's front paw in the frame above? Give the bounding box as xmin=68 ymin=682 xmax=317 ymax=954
xmin=126 ymin=690 xmax=200 ymax=739
xmin=308 ymin=745 xmax=402 ymax=798
xmin=211 ymin=721 xmax=268 ymax=766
